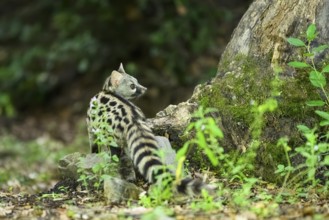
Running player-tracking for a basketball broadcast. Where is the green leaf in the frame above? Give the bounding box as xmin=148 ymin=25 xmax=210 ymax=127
xmin=300 ymin=151 xmax=311 ymax=158
xmin=307 ymin=168 xmax=316 ymax=179
xmin=315 ymin=110 xmax=329 ymax=120
xmin=111 ymin=155 xmax=119 ymax=162
xmin=285 ymin=166 xmax=294 ymax=172
xmin=309 ymin=71 xmax=326 ymax=87
xmin=306 ymin=100 xmax=325 ymax=107
xmin=92 ymin=164 xmax=101 ymax=173
xmin=208 ymin=119 xmax=223 ymax=138
xmin=101 ymin=174 xmax=111 ymax=180
xmin=315 ymin=110 xmax=329 ymax=126
xmin=306 ymin=24 xmax=316 ymax=41
xmin=275 ymin=164 xmax=284 ymax=173
xmin=204 ymin=147 xmax=219 ymax=166
xmin=312 ymin=45 xmax=328 ymax=53
xmin=324 ymin=155 xmax=329 ymax=165
xmin=297 ymin=124 xmax=311 ymax=133
xmin=319 ymin=121 xmax=329 ymax=126
xmin=185 ymin=122 xmax=195 ymax=133
xmin=288 ymin=61 xmax=309 ymax=68
xmin=317 ymin=143 xmax=328 ymax=153
xmin=321 ymin=64 xmax=329 ymax=73
xmin=196 ymin=131 xmax=207 ymax=148
xmin=303 ymin=53 xmax=314 ymax=57
xmin=176 ymin=142 xmax=189 ymax=160
xmin=287 ymin=38 xmax=306 ymax=47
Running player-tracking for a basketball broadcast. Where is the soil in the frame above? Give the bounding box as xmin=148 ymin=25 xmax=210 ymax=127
xmin=1 ymin=180 xmax=329 ymax=219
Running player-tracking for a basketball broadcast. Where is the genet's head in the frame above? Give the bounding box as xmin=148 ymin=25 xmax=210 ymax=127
xmin=103 ymin=63 xmax=147 ymax=100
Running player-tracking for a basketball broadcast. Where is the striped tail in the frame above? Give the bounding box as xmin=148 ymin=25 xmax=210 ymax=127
xmin=126 ymin=123 xmax=209 ymax=195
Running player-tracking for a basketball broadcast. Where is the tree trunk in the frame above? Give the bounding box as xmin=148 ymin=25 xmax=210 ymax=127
xmin=220 ymin=0 xmax=328 ymax=67
xmin=149 ymin=0 xmax=329 ymax=181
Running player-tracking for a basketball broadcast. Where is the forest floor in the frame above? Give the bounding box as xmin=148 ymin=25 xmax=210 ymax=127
xmin=1 ymin=190 xmax=328 ymax=219
xmin=1 ymin=115 xmax=329 ymax=219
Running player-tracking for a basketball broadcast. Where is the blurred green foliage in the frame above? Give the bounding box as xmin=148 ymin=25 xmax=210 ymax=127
xmin=0 ymin=0 xmax=250 ymax=116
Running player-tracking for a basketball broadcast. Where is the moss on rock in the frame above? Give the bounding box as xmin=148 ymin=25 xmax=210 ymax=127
xmin=192 ymin=55 xmax=320 ymax=182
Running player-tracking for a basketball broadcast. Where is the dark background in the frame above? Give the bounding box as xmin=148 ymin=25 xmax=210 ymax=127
xmin=0 ymin=0 xmax=251 ymax=142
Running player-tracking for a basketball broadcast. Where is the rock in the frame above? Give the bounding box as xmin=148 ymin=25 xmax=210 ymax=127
xmin=57 ymin=136 xmax=178 ymax=202
xmin=154 ymin=136 xmax=178 ymax=171
xmin=58 ymin=152 xmax=143 ymax=201
xmin=148 ymin=102 xmax=198 ymax=148
xmin=103 ymin=176 xmax=144 ymax=203
xmin=153 ymin=102 xmax=198 ymax=130
xmin=58 ymin=152 xmax=118 ymax=180
xmin=58 ymin=152 xmax=84 ymax=179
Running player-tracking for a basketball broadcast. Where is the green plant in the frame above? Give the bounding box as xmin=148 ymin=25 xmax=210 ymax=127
xmin=77 ymin=152 xmax=119 ymax=191
xmin=181 ymin=107 xmax=224 ymax=169
xmin=295 ymin=125 xmax=321 ymax=186
xmin=276 ymin=125 xmax=329 ymax=190
xmin=287 ymin=24 xmax=329 ymax=108
xmin=180 ymin=104 xmax=273 ymax=210
xmin=272 ymin=24 xmax=329 ymax=203
xmin=180 ymin=106 xmax=247 ymax=181
xmin=139 ymin=62 xmax=283 ymax=212
xmin=189 ymin=188 xmax=222 ymax=212
xmin=139 ymin=164 xmax=174 ymax=207
xmin=242 ymin=66 xmax=280 ymax=173
xmin=278 ymin=23 xmax=329 ymax=190
xmin=275 ymin=137 xmax=294 ymax=194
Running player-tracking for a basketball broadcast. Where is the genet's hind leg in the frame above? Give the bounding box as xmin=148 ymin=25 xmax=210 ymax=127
xmin=118 ymin=149 xmax=136 ymax=182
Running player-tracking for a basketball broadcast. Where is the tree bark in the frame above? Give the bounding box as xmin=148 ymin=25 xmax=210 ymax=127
xmin=149 ymin=0 xmax=329 ymax=181
xmin=220 ymin=0 xmax=328 ymax=67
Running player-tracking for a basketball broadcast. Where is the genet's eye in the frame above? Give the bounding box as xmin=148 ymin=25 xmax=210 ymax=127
xmin=130 ymin=84 xmax=136 ymax=90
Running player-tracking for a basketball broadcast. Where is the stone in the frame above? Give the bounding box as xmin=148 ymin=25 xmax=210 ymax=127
xmin=154 ymin=136 xmax=178 ymax=171
xmin=148 ymin=102 xmax=198 ymax=148
xmin=58 ymin=152 xmax=84 ymax=180
xmin=58 ymin=152 xmax=117 ymax=180
xmin=103 ymin=176 xmax=144 ymax=203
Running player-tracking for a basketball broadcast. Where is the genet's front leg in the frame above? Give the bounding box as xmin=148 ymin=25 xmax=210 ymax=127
xmin=88 ymin=126 xmax=101 ymax=154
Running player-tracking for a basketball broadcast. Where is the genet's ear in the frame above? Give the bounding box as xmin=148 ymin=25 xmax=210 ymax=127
xmin=110 ymin=70 xmax=123 ymax=88
xmin=118 ymin=63 xmax=126 ymax=73
xmin=102 ymin=77 xmax=111 ymax=90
